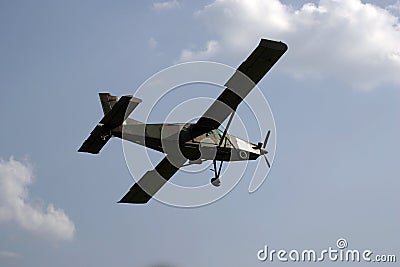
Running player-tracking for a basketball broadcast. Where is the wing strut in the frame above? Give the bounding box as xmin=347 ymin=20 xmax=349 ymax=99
xmin=218 ymin=111 xmax=235 ymax=147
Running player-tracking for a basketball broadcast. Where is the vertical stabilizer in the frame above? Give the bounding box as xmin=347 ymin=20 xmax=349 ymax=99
xmin=99 ymin=93 xmax=119 ymax=115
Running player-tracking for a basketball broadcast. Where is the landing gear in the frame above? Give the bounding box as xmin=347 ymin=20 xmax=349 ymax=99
xmin=210 ymin=160 xmax=223 ymax=187
xmin=211 ymin=177 xmax=221 ymax=187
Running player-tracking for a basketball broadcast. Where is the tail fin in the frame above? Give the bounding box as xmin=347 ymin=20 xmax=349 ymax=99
xmin=99 ymin=93 xmax=119 ymax=115
xmin=78 ymin=93 xmax=142 ymax=154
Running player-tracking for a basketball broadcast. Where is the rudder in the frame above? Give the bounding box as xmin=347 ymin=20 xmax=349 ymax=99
xmin=99 ymin=93 xmax=119 ymax=115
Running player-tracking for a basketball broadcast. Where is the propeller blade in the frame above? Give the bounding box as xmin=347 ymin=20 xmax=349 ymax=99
xmin=263 ymin=130 xmax=271 ymax=148
xmin=263 ymin=155 xmax=271 ymax=168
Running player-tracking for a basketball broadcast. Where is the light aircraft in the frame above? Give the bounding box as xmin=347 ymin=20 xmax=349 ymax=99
xmin=78 ymin=39 xmax=288 ymax=203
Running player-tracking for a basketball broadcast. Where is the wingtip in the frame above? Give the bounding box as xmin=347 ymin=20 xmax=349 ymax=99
xmin=117 ymin=199 xmax=148 ymax=204
xmin=259 ymin=39 xmax=288 ymax=51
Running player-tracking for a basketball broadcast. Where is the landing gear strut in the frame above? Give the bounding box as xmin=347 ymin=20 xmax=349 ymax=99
xmin=210 ymin=160 xmax=223 ymax=187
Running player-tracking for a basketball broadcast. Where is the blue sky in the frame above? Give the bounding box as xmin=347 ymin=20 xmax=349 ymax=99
xmin=0 ymin=0 xmax=399 ymax=266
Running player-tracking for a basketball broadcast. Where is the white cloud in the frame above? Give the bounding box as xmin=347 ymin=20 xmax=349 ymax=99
xmin=179 ymin=40 xmax=220 ymax=61
xmin=0 ymin=157 xmax=75 ymax=241
xmin=148 ymin=37 xmax=158 ymax=49
xmin=153 ymin=0 xmax=180 ymax=11
xmin=181 ymin=0 xmax=400 ymax=89
xmin=0 ymin=250 xmax=21 ymax=259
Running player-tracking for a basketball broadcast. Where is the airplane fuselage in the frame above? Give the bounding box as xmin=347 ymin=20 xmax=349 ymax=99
xmin=111 ymin=120 xmax=264 ymax=162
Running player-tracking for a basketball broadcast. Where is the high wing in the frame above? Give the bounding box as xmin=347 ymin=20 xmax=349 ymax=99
xmin=185 ymin=39 xmax=287 ymax=140
xmin=118 ymin=155 xmax=187 ymax=204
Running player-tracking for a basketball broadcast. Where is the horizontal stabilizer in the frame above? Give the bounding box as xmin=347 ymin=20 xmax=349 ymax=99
xmin=78 ymin=125 xmax=111 ymax=154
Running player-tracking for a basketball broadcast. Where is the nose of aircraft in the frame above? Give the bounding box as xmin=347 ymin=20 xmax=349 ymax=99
xmin=259 ymin=148 xmax=268 ymax=155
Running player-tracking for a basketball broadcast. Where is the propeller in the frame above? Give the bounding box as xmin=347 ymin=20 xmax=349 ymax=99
xmin=260 ymin=130 xmax=271 ymax=168
xmin=263 ymin=155 xmax=271 ymax=168
xmin=263 ymin=130 xmax=271 ymax=149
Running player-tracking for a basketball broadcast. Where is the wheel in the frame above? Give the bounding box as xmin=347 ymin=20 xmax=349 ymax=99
xmin=211 ymin=178 xmax=221 ymax=187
